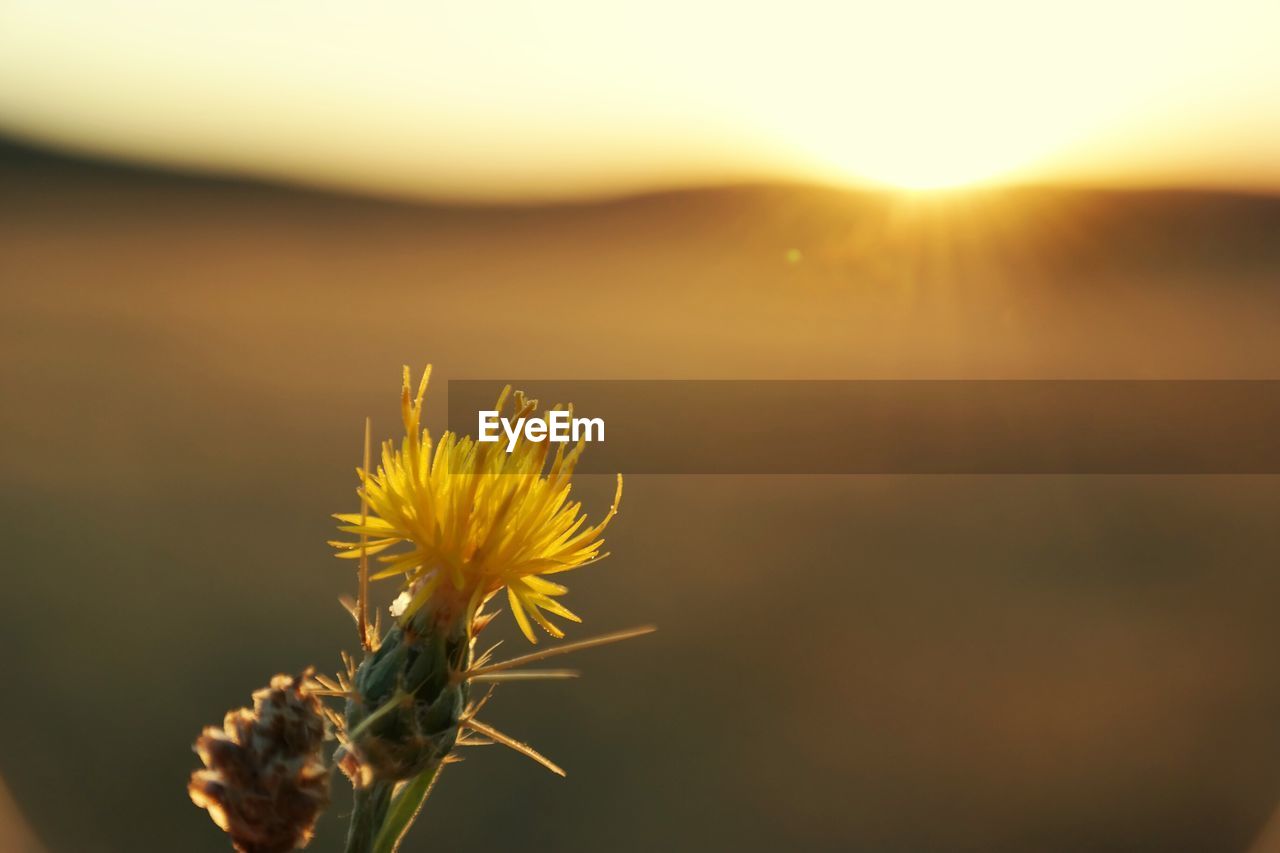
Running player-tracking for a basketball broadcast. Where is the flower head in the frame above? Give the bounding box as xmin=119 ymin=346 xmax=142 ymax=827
xmin=188 ymin=670 xmax=330 ymax=853
xmin=331 ymin=367 xmax=620 ymax=643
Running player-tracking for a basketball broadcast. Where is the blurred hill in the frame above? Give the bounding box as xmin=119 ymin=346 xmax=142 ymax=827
xmin=4 ymin=133 xmax=1279 ymax=274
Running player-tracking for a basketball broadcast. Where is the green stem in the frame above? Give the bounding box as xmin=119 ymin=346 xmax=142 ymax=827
xmin=372 ymin=763 xmax=444 ymax=853
xmin=345 ymin=781 xmax=393 ymax=853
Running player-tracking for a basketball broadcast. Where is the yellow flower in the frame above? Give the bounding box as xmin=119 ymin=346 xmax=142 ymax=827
xmin=331 ymin=367 xmax=621 ymax=643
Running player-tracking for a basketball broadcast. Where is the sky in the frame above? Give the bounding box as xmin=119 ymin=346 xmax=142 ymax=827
xmin=0 ymin=0 xmax=1277 ymax=201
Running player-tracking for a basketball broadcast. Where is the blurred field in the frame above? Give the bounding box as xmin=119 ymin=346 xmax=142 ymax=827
xmin=2 ymin=138 xmax=1280 ymax=852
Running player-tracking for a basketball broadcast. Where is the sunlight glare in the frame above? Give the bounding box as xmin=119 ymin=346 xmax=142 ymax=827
xmin=0 ymin=0 xmax=1276 ymax=199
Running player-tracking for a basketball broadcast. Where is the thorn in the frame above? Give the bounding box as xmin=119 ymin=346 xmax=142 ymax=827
xmin=472 ymin=640 xmax=503 ymax=671
xmin=358 ymin=416 xmax=372 ymax=652
xmin=468 ymin=669 xmax=580 ymax=683
xmin=465 ymin=625 xmax=656 ymax=679
xmin=462 ymin=684 xmax=499 ymax=719
xmin=463 ymin=718 xmax=566 ymax=777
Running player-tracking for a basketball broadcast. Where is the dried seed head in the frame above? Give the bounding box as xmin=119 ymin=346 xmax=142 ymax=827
xmin=189 ymin=669 xmax=331 ymax=853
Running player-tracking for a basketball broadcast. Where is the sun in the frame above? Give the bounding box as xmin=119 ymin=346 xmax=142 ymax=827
xmin=843 ymin=149 xmax=1017 ymax=191
xmin=749 ymin=12 xmax=1093 ymax=193
xmin=786 ymin=109 xmax=1052 ymax=191
xmin=753 ymin=65 xmax=1074 ymax=192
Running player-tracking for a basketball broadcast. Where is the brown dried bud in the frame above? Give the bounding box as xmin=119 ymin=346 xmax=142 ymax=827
xmin=189 ymin=669 xmax=331 ymax=853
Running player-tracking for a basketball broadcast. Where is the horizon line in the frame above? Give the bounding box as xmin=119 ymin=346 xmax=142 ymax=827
xmin=5 ymin=126 xmax=1280 ymax=212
